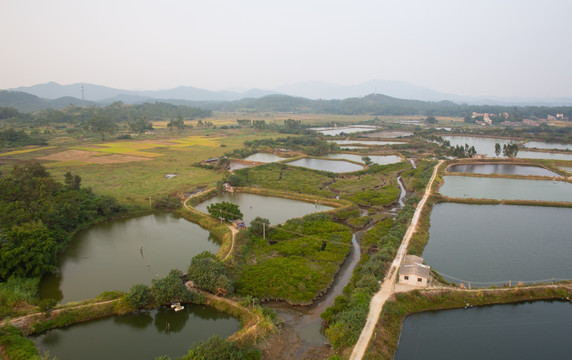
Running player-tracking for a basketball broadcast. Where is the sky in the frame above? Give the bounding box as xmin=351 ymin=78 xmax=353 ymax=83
xmin=2 ymin=0 xmax=572 ymax=98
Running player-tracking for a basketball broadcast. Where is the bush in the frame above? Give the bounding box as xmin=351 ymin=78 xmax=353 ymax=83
xmin=187 ymin=252 xmax=233 ymax=294
xmin=0 ymin=325 xmax=39 ymax=360
xmin=182 ymin=335 xmax=261 ymax=360
xmin=125 ymin=284 xmax=152 ymax=309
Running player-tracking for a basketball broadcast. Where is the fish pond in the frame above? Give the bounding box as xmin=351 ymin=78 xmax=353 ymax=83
xmin=286 ymin=158 xmax=364 ymax=173
xmin=194 ymin=192 xmax=334 ymax=226
xmin=439 ymin=176 xmax=572 ymax=202
xmin=523 ymin=141 xmax=572 ymax=151
xmin=446 ymin=163 xmax=558 ymax=177
xmin=34 ymin=304 xmax=240 ymax=360
xmin=395 ymin=301 xmax=572 ymax=360
xmin=243 ymin=152 xmax=286 ymax=163
xmin=422 ymin=203 xmax=572 ymax=285
xmin=329 ymin=140 xmax=404 ymax=146
xmin=310 ymin=125 xmax=378 ymax=136
xmin=561 ymin=166 xmax=572 ymax=174
xmin=516 ymin=150 xmax=572 ymax=161
xmin=322 ymin=153 xmax=402 ymax=165
xmin=441 ymin=136 xmax=518 ymax=157
xmin=39 ymin=213 xmax=219 ymax=303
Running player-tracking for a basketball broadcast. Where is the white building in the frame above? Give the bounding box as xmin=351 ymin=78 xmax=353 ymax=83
xmin=398 ymin=255 xmax=430 ymax=287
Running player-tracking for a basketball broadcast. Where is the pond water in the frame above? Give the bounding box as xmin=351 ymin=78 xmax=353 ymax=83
xmin=286 ymin=158 xmax=364 ymax=173
xmin=243 ymin=152 xmax=286 ymax=163
xmin=441 ymin=136 xmax=519 ymax=157
xmin=194 ymin=192 xmax=334 ymax=226
xmin=439 ymin=176 xmax=572 ymax=202
xmin=322 ymin=153 xmax=402 ymax=165
xmin=229 ymin=162 xmax=250 ymax=170
xmin=39 ymin=213 xmax=218 ymax=303
xmin=329 ymin=140 xmax=404 ymax=146
xmin=523 ymin=141 xmax=572 ymax=151
xmin=310 ymin=125 xmax=378 ymax=136
xmin=395 ymin=301 xmax=572 ymax=360
xmin=34 ymin=304 xmax=240 ymax=360
xmin=422 ymin=203 xmax=572 ymax=285
xmin=446 ymin=164 xmax=558 ymax=177
xmin=516 ymin=150 xmax=572 ymax=161
xmin=362 ymin=131 xmax=413 ymax=138
xmin=561 ymin=166 xmax=572 ymax=174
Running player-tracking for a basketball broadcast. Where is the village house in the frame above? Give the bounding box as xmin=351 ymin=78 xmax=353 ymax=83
xmin=398 ymin=255 xmax=430 ymax=287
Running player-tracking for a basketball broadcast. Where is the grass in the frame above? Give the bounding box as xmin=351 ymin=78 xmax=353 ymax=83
xmin=0 ymin=146 xmax=55 ymax=157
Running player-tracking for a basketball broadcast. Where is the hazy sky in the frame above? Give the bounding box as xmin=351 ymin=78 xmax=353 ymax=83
xmin=2 ymin=0 xmax=572 ymax=97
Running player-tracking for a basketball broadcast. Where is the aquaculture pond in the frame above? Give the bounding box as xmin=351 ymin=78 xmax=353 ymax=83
xmin=39 ymin=213 xmax=218 ymax=303
xmin=329 ymin=140 xmax=404 ymax=146
xmin=194 ymin=192 xmax=334 ymax=226
xmin=311 ymin=125 xmax=378 ymax=136
xmin=523 ymin=141 xmax=572 ymax=151
xmin=446 ymin=163 xmax=558 ymax=177
xmin=422 ymin=203 xmax=572 ymax=285
xmin=439 ymin=176 xmax=572 ymax=202
xmin=34 ymin=304 xmax=240 ymax=360
xmin=441 ymin=136 xmax=518 ymax=157
xmin=516 ymin=150 xmax=572 ymax=161
xmin=286 ymin=158 xmax=364 ymax=173
xmin=322 ymin=153 xmax=402 ymax=165
xmin=243 ymin=152 xmax=286 ymax=163
xmin=395 ymin=301 xmax=572 ymax=360
xmin=561 ymin=166 xmax=572 ymax=174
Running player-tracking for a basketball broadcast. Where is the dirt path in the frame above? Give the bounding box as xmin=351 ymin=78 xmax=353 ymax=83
xmin=349 ymin=160 xmax=443 ymax=360
xmin=182 ymin=188 xmax=237 ymax=261
xmin=2 ymin=299 xmax=120 ymax=331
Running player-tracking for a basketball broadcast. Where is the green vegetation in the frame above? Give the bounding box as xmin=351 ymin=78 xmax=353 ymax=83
xmin=235 ymin=213 xmax=352 ymax=304
xmin=151 ymin=269 xmax=205 ymax=305
xmin=249 ymin=217 xmax=270 ymax=237
xmin=207 ymin=201 xmax=243 ymax=222
xmin=125 ymin=284 xmax=152 ymax=309
xmin=0 ymin=325 xmax=42 ymax=360
xmin=187 ymin=252 xmax=233 ymax=295
xmin=170 ymin=335 xmax=261 ymax=360
xmin=345 ymin=186 xmax=400 ymax=207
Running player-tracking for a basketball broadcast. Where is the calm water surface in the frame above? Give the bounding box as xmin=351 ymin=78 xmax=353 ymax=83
xmin=311 ymin=125 xmax=378 ymax=136
xmin=329 ymin=140 xmax=403 ymax=146
xmin=287 ymin=158 xmax=364 ymax=172
xmin=561 ymin=166 xmax=572 ymax=174
xmin=322 ymin=153 xmax=401 ymax=165
xmin=34 ymin=305 xmax=240 ymax=360
xmin=523 ymin=141 xmax=572 ymax=151
xmin=395 ymin=301 xmax=572 ymax=360
xmin=446 ymin=164 xmax=558 ymax=176
xmin=39 ymin=213 xmax=218 ymax=303
xmin=194 ymin=192 xmax=333 ymax=226
xmin=516 ymin=150 xmax=572 ymax=161
xmin=439 ymin=176 xmax=572 ymax=201
xmin=423 ymin=203 xmax=572 ymax=284
xmin=441 ymin=136 xmax=518 ymax=157
xmin=243 ymin=152 xmax=286 ymax=162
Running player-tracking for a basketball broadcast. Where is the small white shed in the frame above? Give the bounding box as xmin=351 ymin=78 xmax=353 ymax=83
xmin=398 ymin=255 xmax=430 ymax=287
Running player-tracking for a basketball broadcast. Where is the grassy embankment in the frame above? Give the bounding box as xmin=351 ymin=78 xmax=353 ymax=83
xmin=320 ymin=161 xmax=436 ymax=355
xmin=367 ymin=285 xmax=572 ymax=360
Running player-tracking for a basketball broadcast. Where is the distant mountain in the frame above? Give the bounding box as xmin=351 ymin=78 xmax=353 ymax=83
xmin=8 ymin=82 xmax=279 ymax=103
xmin=0 ymin=91 xmax=95 ymax=112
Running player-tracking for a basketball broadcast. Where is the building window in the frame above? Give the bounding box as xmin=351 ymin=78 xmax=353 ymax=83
xmin=417 ymin=278 xmax=423 ymax=282
xmin=404 ymin=276 xmax=409 ymax=280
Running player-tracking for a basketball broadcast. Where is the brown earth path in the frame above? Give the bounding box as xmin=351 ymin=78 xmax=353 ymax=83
xmin=182 ymin=188 xmax=237 ymax=261
xmin=349 ymin=160 xmax=443 ymax=360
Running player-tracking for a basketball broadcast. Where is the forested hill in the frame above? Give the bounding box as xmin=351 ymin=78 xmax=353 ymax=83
xmin=0 ymin=91 xmax=96 ymax=112
xmin=2 ymin=90 xmax=572 ymax=119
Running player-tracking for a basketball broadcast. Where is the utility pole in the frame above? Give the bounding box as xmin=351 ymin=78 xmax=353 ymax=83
xmin=149 ymin=196 xmax=152 ymax=208
xmin=262 ymin=222 xmax=266 ymax=240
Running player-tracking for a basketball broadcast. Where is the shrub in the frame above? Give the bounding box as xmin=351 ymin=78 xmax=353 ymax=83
xmin=125 ymin=284 xmax=152 ymax=309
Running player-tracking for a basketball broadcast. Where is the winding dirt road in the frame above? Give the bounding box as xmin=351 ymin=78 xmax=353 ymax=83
xmin=349 ymin=160 xmax=443 ymax=360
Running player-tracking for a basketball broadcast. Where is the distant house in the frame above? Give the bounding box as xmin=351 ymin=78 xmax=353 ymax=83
xmin=231 ymin=220 xmax=246 ymax=229
xmin=398 ymin=255 xmax=430 ymax=287
xmin=201 ymin=157 xmax=219 ymax=165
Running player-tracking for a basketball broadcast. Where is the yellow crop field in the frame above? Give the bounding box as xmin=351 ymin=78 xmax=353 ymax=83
xmin=0 ymin=146 xmax=55 ymax=157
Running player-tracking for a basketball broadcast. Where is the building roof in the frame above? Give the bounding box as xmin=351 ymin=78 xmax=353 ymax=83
xmin=399 ymin=263 xmax=431 ymax=278
xmin=403 ymin=255 xmax=424 ymax=265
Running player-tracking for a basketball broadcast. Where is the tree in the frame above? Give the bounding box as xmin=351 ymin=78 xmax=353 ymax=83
xmin=425 ymin=115 xmax=437 ymax=124
xmin=88 ymin=114 xmax=116 ymax=140
xmin=126 ymin=283 xmax=152 ymax=308
xmin=361 ymin=156 xmax=373 ymax=167
xmin=167 ymin=116 xmax=185 ymax=131
xmin=252 ymin=120 xmax=266 ymax=130
xmin=502 ymin=143 xmax=519 ymax=158
xmin=207 ymin=201 xmax=243 ymax=222
xmin=250 ymin=217 xmax=270 ymax=237
xmin=129 ymin=118 xmax=153 ymax=133
xmin=151 ymin=269 xmax=191 ymax=305
xmin=187 ymin=252 xmax=232 ymax=294
xmin=64 ymin=172 xmax=81 ymax=190
xmin=495 ymin=143 xmax=502 ymax=157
